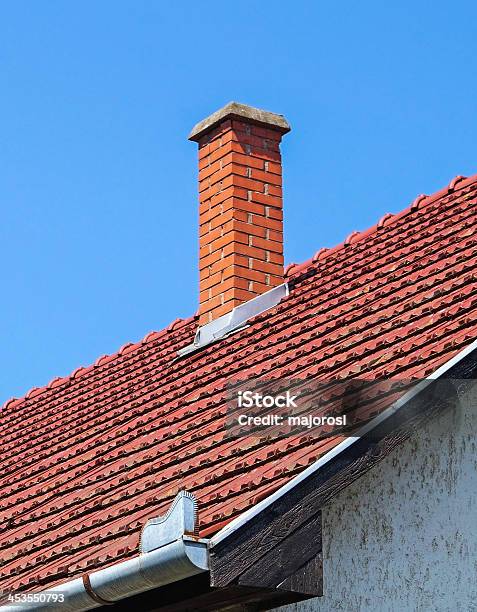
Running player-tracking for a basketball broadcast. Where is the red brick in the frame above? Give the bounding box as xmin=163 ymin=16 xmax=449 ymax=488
xmin=221 ymin=265 xmax=267 ymax=284
xmin=250 ymin=259 xmax=284 ymax=275
xmin=267 ymin=185 xmax=283 ymax=197
xmin=229 ymin=131 xmax=281 ymax=152
xmin=266 ymin=160 xmax=282 ymax=175
xmin=250 ymin=192 xmax=282 ymax=207
xmin=231 ymin=254 xmax=250 ymax=269
xmin=208 ymin=185 xmax=248 ymax=207
xmin=221 ymin=198 xmax=266 ymax=216
xmin=268 ymin=251 xmax=284 ymax=265
xmin=203 ymin=230 xmax=249 ymax=252
xmin=199 ymin=223 xmax=233 ymax=244
xmin=268 ymin=230 xmax=284 ymax=243
xmin=227 ymin=243 xmax=267 ymax=260
xmin=207 ymin=255 xmax=236 ymax=275
xmin=250 ymin=169 xmax=282 ymax=186
xmin=232 ymin=220 xmax=268 ymax=238
xmin=198 ymin=144 xmax=211 ymax=160
xmin=250 ymin=236 xmax=283 ymax=253
xmin=200 ymin=205 xmax=221 ymax=225
xmin=246 ymin=146 xmax=281 ymax=162
xmin=199 ymin=243 xmax=211 ymax=259
xmin=199 ymin=271 xmax=223 ymax=292
xmin=222 ymin=287 xmax=256 ymax=303
xmin=203 ymin=299 xmax=242 ymax=322
xmin=249 ymin=215 xmax=283 ymax=232
xmin=219 ymin=174 xmax=264 ymax=193
xmin=232 ymin=121 xmax=283 ymax=141
xmin=198 ymin=158 xmax=223 ymax=181
xmin=266 ymin=206 xmax=283 ymax=220
xmin=210 ymin=276 xmax=250 ymax=297
xmin=208 ymin=140 xmax=245 ymax=164
xmin=227 ymin=151 xmax=265 ymax=170
xmin=250 ymin=280 xmax=274 ymax=293
xmin=207 ymin=164 xmax=248 ymax=188
xmin=199 ymin=292 xmax=222 ymax=311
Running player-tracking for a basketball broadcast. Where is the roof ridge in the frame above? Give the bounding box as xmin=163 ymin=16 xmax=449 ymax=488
xmin=284 ymin=173 xmax=477 ymax=279
xmin=2 ymin=172 xmax=476 ymax=413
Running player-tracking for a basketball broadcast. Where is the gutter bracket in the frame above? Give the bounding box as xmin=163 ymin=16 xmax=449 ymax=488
xmin=81 ymin=575 xmax=114 ymax=606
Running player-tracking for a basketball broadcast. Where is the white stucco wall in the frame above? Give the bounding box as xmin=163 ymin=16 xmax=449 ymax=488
xmin=275 ymin=382 xmax=477 ymax=612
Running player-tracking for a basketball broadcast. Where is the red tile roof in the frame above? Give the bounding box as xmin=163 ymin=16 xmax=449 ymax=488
xmin=1 ymin=174 xmax=477 ymax=592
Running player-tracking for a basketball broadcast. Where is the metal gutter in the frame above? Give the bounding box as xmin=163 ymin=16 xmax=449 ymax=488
xmin=0 ymin=493 xmax=209 ymax=612
xmin=210 ymin=337 xmax=477 ymax=546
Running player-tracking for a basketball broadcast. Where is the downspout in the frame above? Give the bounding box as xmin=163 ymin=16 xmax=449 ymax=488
xmin=1 ymin=492 xmax=209 ymax=612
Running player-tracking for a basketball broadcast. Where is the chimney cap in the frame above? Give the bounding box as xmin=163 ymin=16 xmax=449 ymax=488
xmin=188 ymin=101 xmax=291 ymax=142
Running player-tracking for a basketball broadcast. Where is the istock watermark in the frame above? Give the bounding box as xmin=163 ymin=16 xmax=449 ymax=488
xmin=0 ymin=591 xmax=66 ymax=607
xmin=237 ymin=389 xmax=299 ymax=408
xmin=226 ymin=377 xmax=468 ymax=440
xmin=237 ymin=412 xmax=348 ymax=428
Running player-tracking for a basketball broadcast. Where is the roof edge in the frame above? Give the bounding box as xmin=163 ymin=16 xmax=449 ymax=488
xmin=1 ymin=315 xmax=197 ymax=413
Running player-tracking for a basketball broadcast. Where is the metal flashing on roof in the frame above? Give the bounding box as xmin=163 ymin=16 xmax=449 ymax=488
xmin=140 ymin=491 xmax=198 ymax=553
xmin=177 ymin=283 xmax=289 ymax=358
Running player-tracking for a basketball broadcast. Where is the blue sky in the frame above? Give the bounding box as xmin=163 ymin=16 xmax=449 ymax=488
xmin=1 ymin=1 xmax=476 ymax=403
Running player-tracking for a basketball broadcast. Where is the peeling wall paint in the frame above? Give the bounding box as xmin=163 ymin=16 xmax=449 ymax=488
xmin=276 ymin=383 xmax=477 ymax=612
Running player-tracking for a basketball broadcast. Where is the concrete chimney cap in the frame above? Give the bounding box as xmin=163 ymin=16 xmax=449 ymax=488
xmin=188 ymin=101 xmax=291 ymax=142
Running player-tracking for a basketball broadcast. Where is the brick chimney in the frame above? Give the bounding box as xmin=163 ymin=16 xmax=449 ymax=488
xmin=189 ymin=102 xmax=291 ymax=325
